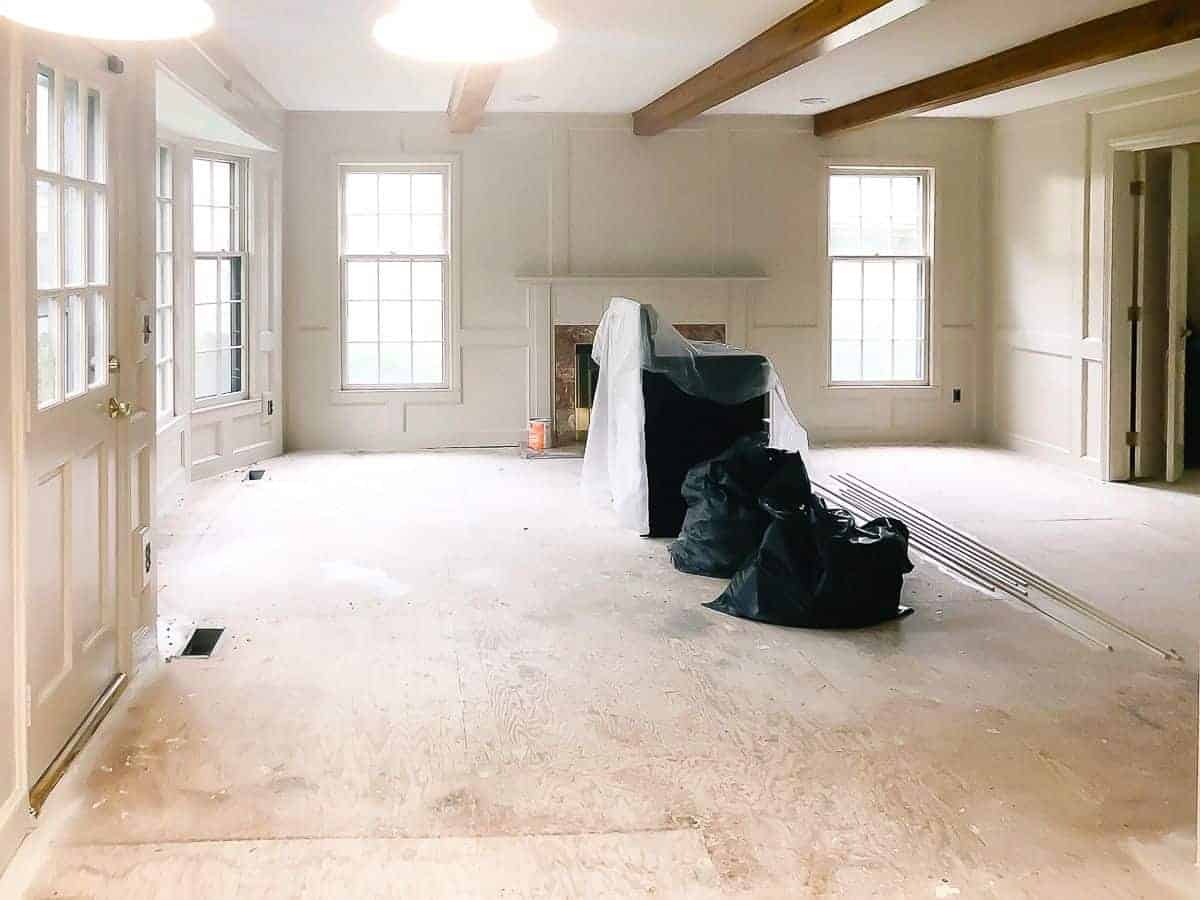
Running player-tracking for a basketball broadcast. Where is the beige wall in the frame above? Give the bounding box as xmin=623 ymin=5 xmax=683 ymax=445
xmin=284 ymin=113 xmax=990 ymax=449
xmin=990 ymin=73 xmax=1200 ymax=478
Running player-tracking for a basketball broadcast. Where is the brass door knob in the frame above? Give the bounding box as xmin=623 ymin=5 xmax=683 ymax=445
xmin=107 ymin=398 xmax=134 ymax=419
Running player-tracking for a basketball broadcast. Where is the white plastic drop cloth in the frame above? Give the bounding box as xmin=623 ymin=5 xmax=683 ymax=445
xmin=582 ymin=297 xmax=810 ymax=533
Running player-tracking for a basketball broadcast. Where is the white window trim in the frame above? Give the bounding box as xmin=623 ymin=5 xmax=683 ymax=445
xmin=192 ymin=150 xmax=250 ymax=408
xmin=155 ymin=143 xmax=176 ymax=422
xmin=336 ymin=157 xmax=459 ymax=394
xmin=823 ymin=164 xmax=935 ymax=390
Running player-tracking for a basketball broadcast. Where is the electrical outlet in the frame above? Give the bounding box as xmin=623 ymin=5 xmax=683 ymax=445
xmin=267 ymin=399 xmax=274 ymax=416
xmin=952 ymin=388 xmax=962 ymax=404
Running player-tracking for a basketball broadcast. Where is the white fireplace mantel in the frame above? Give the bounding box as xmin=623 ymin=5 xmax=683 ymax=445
xmin=519 ymin=273 xmax=771 ymax=423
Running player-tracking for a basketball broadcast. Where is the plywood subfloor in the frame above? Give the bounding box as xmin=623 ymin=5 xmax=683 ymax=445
xmin=12 ymin=449 xmax=1200 ymax=898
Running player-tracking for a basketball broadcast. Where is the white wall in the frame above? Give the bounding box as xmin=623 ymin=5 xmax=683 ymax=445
xmin=284 ymin=113 xmax=990 ymax=450
xmin=990 ymin=73 xmax=1200 ymax=478
xmin=0 ymin=18 xmax=29 ymax=876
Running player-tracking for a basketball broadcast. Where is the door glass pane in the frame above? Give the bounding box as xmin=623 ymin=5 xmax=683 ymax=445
xmin=64 ymin=187 xmax=85 ymax=286
xmin=156 ymin=255 xmax=173 ymax=308
xmin=89 ymin=193 xmax=108 ymax=284
xmin=87 ymin=293 xmax=107 ymax=388
xmin=36 ymin=68 xmax=55 ymax=172
xmin=36 ymin=181 xmax=59 ymax=290
xmin=37 ymin=297 xmax=61 ymax=407
xmin=158 ymin=364 xmax=174 ymax=417
xmin=65 ymin=294 xmax=85 ymax=396
xmin=157 ymin=307 xmax=174 ymax=362
xmin=63 ymin=79 xmax=82 ymax=178
xmin=86 ymin=90 xmax=103 ymax=182
xmin=157 ymin=146 xmax=172 ymax=198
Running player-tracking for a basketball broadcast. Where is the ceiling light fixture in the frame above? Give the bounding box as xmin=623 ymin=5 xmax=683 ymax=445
xmin=374 ymin=0 xmax=557 ymax=64
xmin=1 ymin=0 xmax=214 ymax=40
xmin=797 ymin=97 xmax=830 ymax=106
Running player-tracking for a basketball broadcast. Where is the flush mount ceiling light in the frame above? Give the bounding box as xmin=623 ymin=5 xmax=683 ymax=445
xmin=1 ymin=0 xmax=213 ymax=40
xmin=374 ymin=0 xmax=557 ymax=63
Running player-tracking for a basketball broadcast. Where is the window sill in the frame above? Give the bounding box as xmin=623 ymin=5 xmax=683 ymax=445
xmin=193 ymin=396 xmax=258 ymax=416
xmin=329 ymin=385 xmax=457 ymax=406
xmin=824 ymin=383 xmax=937 ymax=393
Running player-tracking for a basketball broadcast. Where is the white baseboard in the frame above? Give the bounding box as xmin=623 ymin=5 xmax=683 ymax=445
xmin=0 ymin=789 xmax=33 ymax=883
xmin=992 ymin=431 xmax=1103 ymax=479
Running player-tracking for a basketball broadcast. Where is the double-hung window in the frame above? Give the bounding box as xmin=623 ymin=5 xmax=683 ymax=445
xmin=33 ymin=65 xmax=110 ymax=409
xmin=339 ymin=164 xmax=450 ymax=389
xmin=828 ymin=168 xmax=931 ymax=385
xmin=192 ymin=154 xmax=246 ymax=402
xmin=156 ymin=145 xmax=175 ymax=419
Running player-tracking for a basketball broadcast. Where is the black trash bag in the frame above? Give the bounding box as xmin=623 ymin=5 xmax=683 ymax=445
xmin=669 ymin=434 xmax=811 ymax=578
xmin=705 ymin=491 xmax=913 ymax=629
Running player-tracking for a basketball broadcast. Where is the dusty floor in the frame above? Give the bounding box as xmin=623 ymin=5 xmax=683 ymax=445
xmin=8 ymin=447 xmax=1200 ymax=898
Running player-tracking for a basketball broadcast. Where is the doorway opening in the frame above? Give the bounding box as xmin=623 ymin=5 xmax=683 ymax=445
xmin=1127 ymin=145 xmax=1199 ymax=484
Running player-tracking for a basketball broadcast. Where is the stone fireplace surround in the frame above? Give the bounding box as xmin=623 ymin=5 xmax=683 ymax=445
xmin=518 ymin=275 xmax=769 ymax=445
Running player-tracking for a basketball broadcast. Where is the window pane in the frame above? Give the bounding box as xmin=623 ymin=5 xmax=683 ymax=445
xmin=894 ymin=340 xmax=921 ymax=380
xmin=195 ymin=304 xmax=219 ymax=351
xmin=379 ymin=214 xmax=411 ymax=253
xmin=892 ymin=177 xmax=920 ymax=225
xmin=218 ymin=349 xmax=232 ymax=395
xmin=891 ymin=224 xmax=922 ymax=256
xmin=212 ymin=161 xmax=231 ymax=206
xmin=379 ymin=261 xmax=411 ymax=299
xmin=347 ymin=261 xmax=378 ymax=300
xmin=346 ymin=215 xmax=377 ymax=253
xmin=227 ymin=258 xmax=243 ymax=302
xmin=831 ymin=301 xmax=861 ymax=341
xmin=64 ymin=187 xmax=85 ymax=286
xmin=346 ymin=344 xmax=378 ymax=384
xmin=831 ymin=340 xmax=860 ymax=383
xmin=380 ymin=343 xmax=412 ymax=383
xmin=893 ymin=300 xmax=923 ymax=341
xmin=894 ymin=260 xmax=920 ymax=301
xmin=91 ymin=193 xmax=108 ymax=284
xmin=379 ymin=174 xmax=410 ymax=212
xmin=862 ymin=301 xmax=892 ymax=340
xmin=157 ymin=200 xmax=172 ymax=253
xmin=862 ymin=340 xmax=891 ymax=381
xmin=413 ymin=343 xmax=443 ymax=384
xmin=36 ymin=69 xmax=54 ymax=172
xmin=192 ymin=159 xmax=211 ymax=205
xmin=194 ymin=259 xmax=218 ymax=303
xmin=36 ymin=181 xmax=59 ymax=290
xmin=412 ymin=174 xmax=443 ymax=214
xmin=86 ymin=90 xmax=103 ymax=182
xmin=831 ymin=260 xmax=861 ymax=300
xmin=862 ymin=261 xmax=892 ymax=301
xmin=37 ymin=298 xmax=61 ymax=407
xmin=346 ymin=301 xmax=378 ymax=342
xmin=65 ymin=294 xmax=85 ymax=396
xmin=412 ymin=301 xmax=442 ymax=341
xmin=157 ymin=255 xmax=173 ymax=308
xmin=412 ymin=215 xmax=444 ymax=253
xmin=345 ymin=174 xmax=377 ymax=214
xmin=412 ymin=261 xmax=443 ymax=300
xmin=195 ymin=350 xmax=219 ymax=397
xmin=861 ymin=177 xmax=891 ymax=219
xmin=211 ymin=207 xmax=231 ymax=252
xmin=220 ymin=302 xmax=242 ymax=348
xmin=63 ymin=79 xmax=82 ymax=178
xmin=860 ymin=218 xmax=890 ymax=255
xmin=88 ymin=293 xmax=107 ymax=388
xmin=230 ymin=348 xmax=243 ymax=394
xmin=380 ymin=302 xmax=412 ymax=341
xmin=193 ymin=208 xmax=213 ymax=252
xmin=157 ymin=307 xmax=173 ymax=362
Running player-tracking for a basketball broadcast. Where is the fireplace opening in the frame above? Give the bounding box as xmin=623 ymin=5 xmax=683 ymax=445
xmin=575 ymin=343 xmax=600 ymax=441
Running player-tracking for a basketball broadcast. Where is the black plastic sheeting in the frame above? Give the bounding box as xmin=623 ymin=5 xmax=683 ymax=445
xmin=668 ymin=434 xmax=809 ymax=577
xmin=670 ymin=434 xmax=914 ymax=629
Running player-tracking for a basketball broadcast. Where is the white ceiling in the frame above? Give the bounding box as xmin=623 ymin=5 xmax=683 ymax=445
xmin=217 ymin=0 xmax=1200 ymax=120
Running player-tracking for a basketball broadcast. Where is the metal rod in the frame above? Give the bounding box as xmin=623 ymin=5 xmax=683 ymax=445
xmin=814 ymin=484 xmax=1113 ymax=650
xmin=832 ymin=474 xmax=1180 ymax=661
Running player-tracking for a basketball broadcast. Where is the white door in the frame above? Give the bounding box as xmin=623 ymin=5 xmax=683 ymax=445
xmin=24 ymin=36 xmax=130 ymax=786
xmin=1165 ymin=148 xmax=1190 ymax=483
xmin=1134 ymin=151 xmax=1171 ymax=479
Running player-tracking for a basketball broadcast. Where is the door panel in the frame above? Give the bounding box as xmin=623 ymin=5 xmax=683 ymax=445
xmin=1134 ymin=151 xmax=1170 ymax=479
xmin=1166 ymin=148 xmax=1190 ymax=483
xmin=24 ymin=36 xmax=126 ymax=786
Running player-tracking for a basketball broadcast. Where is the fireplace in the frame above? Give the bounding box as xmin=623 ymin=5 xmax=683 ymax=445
xmin=553 ymin=323 xmax=727 ymax=446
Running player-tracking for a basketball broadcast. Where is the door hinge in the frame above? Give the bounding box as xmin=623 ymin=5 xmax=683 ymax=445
xmin=1130 ymin=180 xmax=1145 ymax=197
xmin=25 ymin=684 xmax=32 ymax=728
xmin=1126 ymin=431 xmax=1140 ymax=448
xmin=1128 ymin=306 xmax=1141 ymax=323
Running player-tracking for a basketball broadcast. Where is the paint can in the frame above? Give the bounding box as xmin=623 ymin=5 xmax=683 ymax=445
xmin=528 ymin=418 xmax=553 ymax=452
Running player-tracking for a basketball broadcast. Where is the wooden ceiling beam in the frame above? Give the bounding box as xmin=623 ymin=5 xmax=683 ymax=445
xmin=447 ymin=64 xmax=502 ymax=134
xmin=632 ymin=0 xmax=931 ymax=137
xmin=814 ymin=0 xmax=1200 ymax=137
